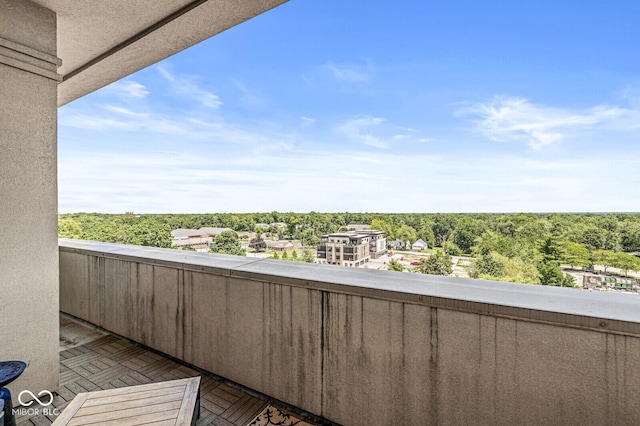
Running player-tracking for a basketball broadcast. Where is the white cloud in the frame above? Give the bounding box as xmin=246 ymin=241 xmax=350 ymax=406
xmin=157 ymin=66 xmax=222 ymax=109
xmin=60 ymin=99 xmax=281 ymax=147
xmin=157 ymin=66 xmax=176 ymax=83
xmin=338 ymin=116 xmax=388 ymax=148
xmin=460 ymin=96 xmax=640 ymax=149
xmin=104 ymin=80 xmax=149 ymax=98
xmin=322 ymin=61 xmax=371 ymax=83
xmin=336 ymin=116 xmax=430 ymax=149
xmin=300 ymin=116 xmax=316 ymax=128
xmin=392 ymin=134 xmax=411 ymax=141
xmin=59 ymin=142 xmax=640 ymax=214
xmin=102 ymin=105 xmax=150 ymax=118
xmin=232 ymin=79 xmax=266 ymax=107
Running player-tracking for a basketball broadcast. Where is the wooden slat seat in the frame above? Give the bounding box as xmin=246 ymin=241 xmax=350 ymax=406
xmin=52 ymin=376 xmax=200 ymax=426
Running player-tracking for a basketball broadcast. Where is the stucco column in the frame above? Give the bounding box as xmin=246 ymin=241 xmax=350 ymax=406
xmin=0 ymin=0 xmax=60 ymax=396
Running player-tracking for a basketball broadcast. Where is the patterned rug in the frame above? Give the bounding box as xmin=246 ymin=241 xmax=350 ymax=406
xmin=246 ymin=405 xmax=313 ymax=426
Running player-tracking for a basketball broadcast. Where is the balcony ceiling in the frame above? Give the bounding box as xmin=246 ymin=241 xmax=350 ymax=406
xmin=30 ymin=0 xmax=288 ymax=106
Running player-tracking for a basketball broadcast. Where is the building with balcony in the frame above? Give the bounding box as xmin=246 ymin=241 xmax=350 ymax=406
xmin=3 ymin=1 xmax=640 ymax=425
xmin=317 ymin=232 xmax=372 ymax=267
xmin=363 ymin=229 xmax=388 ymax=259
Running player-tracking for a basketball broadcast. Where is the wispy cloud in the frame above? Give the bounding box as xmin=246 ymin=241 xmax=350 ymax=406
xmin=60 ymin=66 xmax=282 ymax=146
xmin=459 ymin=96 xmax=640 ymax=149
xmin=336 ymin=116 xmax=430 ymax=149
xmin=102 ymin=105 xmax=150 ymax=119
xmin=337 ymin=116 xmax=388 ymax=148
xmin=232 ymin=79 xmax=266 ymax=107
xmin=157 ymin=66 xmax=222 ymax=109
xmin=300 ymin=116 xmax=316 ymax=128
xmin=104 ymin=80 xmax=149 ymax=98
xmin=59 ymin=142 xmax=640 ymax=213
xmin=322 ymin=60 xmax=372 ymax=83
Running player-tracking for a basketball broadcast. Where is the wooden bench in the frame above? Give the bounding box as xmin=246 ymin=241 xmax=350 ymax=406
xmin=52 ymin=376 xmax=200 ymax=426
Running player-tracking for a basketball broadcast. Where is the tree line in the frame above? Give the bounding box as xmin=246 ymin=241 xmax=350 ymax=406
xmin=58 ymin=212 xmax=640 ymax=285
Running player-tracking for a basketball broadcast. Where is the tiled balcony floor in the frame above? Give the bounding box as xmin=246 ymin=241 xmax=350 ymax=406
xmin=16 ymin=314 xmax=317 ymax=426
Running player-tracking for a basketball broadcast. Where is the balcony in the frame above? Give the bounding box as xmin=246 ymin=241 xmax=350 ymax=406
xmin=56 ymin=239 xmax=640 ymax=425
xmin=18 ymin=314 xmax=306 ymax=425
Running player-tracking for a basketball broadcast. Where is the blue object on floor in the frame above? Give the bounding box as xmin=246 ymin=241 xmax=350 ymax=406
xmin=0 ymin=361 xmax=26 ymax=426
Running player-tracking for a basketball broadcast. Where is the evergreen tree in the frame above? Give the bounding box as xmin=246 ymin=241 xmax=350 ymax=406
xmin=387 ymin=259 xmax=404 ymax=272
xmin=415 ymin=250 xmax=452 ymax=275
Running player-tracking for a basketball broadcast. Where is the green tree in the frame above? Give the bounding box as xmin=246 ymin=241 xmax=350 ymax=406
xmin=300 ymin=228 xmax=320 ymax=247
xmin=499 ymin=255 xmax=540 ymax=284
xmin=432 ymin=214 xmax=455 ymax=247
xmin=537 ymin=236 xmax=564 ymax=262
xmin=370 ymin=217 xmax=395 ymax=240
xmin=209 ymin=230 xmax=245 ymax=256
xmin=249 ymin=236 xmax=267 ymax=252
xmin=592 ymin=249 xmax=615 ymax=273
xmin=415 ymin=250 xmax=452 ymax=275
xmin=612 ymin=252 xmax=638 ymax=276
xmin=395 ymin=225 xmax=417 ymax=245
xmin=291 ymin=250 xmax=298 ymax=261
xmin=453 ymin=216 xmax=484 ymax=253
xmin=301 ymin=249 xmax=315 ymax=263
xmin=561 ymin=242 xmax=590 ymax=270
xmin=58 ymin=218 xmax=83 ymax=239
xmin=473 ymin=230 xmax=516 ymax=258
xmin=387 ymin=259 xmax=404 ymax=272
xmin=581 ymin=226 xmax=607 ymax=251
xmin=281 ymin=250 xmax=289 ymax=260
xmin=621 ymin=223 xmax=640 ymax=252
xmin=470 ymin=252 xmax=539 ymax=284
xmin=537 ymin=261 xmax=576 ymax=287
xmin=443 ymin=241 xmax=462 ymax=256
xmin=470 ymin=253 xmax=504 ymax=279
xmin=272 ymin=251 xmax=279 ymax=260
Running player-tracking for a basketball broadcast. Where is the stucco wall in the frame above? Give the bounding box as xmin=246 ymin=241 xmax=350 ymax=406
xmin=0 ymin=0 xmax=60 ymax=397
xmin=59 ymin=240 xmax=640 ymax=425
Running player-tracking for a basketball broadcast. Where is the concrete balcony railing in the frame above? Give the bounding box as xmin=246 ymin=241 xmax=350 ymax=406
xmin=59 ymin=239 xmax=640 ymax=426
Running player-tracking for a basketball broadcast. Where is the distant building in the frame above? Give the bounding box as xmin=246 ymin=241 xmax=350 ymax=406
xmin=389 ymin=239 xmax=406 ymax=250
xmin=362 ymin=230 xmax=387 ymax=259
xmin=317 ymin=230 xmax=387 ymax=267
xmin=171 ymin=227 xmax=232 ymax=251
xmin=170 ymin=229 xmax=203 ymax=239
xmin=265 ymin=240 xmax=295 ymax=251
xmin=199 ymin=227 xmax=232 ymax=238
xmin=411 ymin=238 xmax=429 ymax=251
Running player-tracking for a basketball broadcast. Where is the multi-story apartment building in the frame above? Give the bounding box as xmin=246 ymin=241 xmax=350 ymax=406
xmin=317 ymin=230 xmax=387 ymax=267
xmin=362 ymin=229 xmax=387 ymax=259
xmin=317 ymin=232 xmax=371 ymax=267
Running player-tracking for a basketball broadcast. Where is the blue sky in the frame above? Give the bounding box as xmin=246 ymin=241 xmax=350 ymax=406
xmin=59 ymin=1 xmax=640 ymax=213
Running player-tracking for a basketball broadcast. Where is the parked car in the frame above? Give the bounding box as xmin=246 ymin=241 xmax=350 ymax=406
xmin=410 ymin=261 xmax=420 ymax=266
